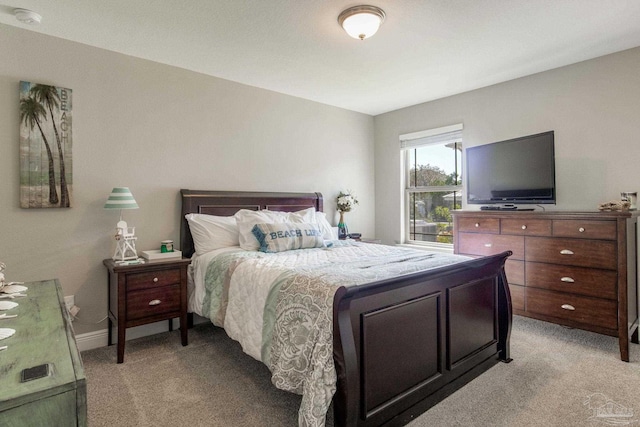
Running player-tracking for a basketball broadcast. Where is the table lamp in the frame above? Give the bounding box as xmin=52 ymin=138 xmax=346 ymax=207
xmin=104 ymin=187 xmax=139 ymax=261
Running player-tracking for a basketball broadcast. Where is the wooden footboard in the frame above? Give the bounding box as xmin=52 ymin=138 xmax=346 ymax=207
xmin=332 ymin=251 xmax=512 ymax=427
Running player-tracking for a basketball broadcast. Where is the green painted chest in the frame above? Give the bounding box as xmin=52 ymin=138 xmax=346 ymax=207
xmin=0 ymin=279 xmax=86 ymax=426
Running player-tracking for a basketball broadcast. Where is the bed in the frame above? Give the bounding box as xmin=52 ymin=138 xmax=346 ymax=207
xmin=180 ymin=189 xmax=513 ymax=427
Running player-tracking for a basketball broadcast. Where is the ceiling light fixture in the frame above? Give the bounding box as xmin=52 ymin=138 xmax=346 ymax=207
xmin=14 ymin=8 xmax=42 ymax=25
xmin=338 ymin=5 xmax=385 ymax=40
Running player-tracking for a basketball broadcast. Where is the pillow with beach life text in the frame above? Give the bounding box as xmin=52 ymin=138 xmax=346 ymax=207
xmin=251 ymin=222 xmax=325 ymax=253
xmin=235 ymin=207 xmax=318 ymax=250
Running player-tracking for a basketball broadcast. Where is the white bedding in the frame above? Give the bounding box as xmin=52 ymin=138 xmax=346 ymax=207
xmin=188 ymin=242 xmax=467 ymax=362
xmin=188 ymin=246 xmax=242 ymax=317
xmin=190 ymin=245 xmax=326 ymax=360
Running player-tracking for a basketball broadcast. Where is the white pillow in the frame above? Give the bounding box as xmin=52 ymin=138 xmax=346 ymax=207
xmin=235 ymin=208 xmax=319 ymax=251
xmin=185 ymin=213 xmax=239 ymax=255
xmin=268 ymin=207 xmax=317 ymax=224
xmin=252 ymin=222 xmax=325 ymax=253
xmin=315 ymin=212 xmax=335 ymax=240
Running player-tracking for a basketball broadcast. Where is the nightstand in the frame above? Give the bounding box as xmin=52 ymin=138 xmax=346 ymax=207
xmin=103 ymin=257 xmax=191 ymax=363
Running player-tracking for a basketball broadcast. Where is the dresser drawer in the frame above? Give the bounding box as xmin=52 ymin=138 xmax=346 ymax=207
xmin=126 ymin=268 xmax=182 ymax=291
xmin=458 ymin=233 xmax=524 ymax=259
xmin=525 ymin=262 xmax=617 ymax=300
xmin=525 ymin=237 xmax=616 ymax=270
xmin=457 ymin=217 xmax=500 ymax=233
xmin=505 ymin=260 xmax=524 ymax=285
xmin=526 ymin=288 xmax=617 ymax=330
xmin=509 ymin=284 xmax=525 ymax=312
xmin=127 ymin=285 xmax=182 ymax=320
xmin=501 ymin=219 xmax=551 ymax=236
xmin=552 ymin=220 xmax=616 ymax=240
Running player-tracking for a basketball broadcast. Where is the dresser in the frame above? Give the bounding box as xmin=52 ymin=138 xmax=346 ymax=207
xmin=0 ymin=279 xmax=87 ymax=426
xmin=103 ymin=258 xmax=190 ymax=363
xmin=452 ymin=210 xmax=639 ymax=361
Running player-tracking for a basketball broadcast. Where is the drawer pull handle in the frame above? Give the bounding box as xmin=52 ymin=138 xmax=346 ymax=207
xmin=521 ymin=225 xmax=527 ymax=230
xmin=578 ymin=227 xmax=585 ymax=233
xmin=484 ymin=243 xmax=492 ymax=248
xmin=475 ymin=223 xmax=480 ymax=228
xmin=560 ymin=249 xmax=574 ymax=255
xmin=560 ymin=277 xmax=575 ymax=283
xmin=153 ymin=277 xmax=159 ymax=283
xmin=149 ymin=299 xmax=162 ymax=306
xmin=561 ymin=304 xmax=575 ymax=311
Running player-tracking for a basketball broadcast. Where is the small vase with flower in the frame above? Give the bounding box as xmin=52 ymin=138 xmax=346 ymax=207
xmin=336 ymin=191 xmax=358 ymax=239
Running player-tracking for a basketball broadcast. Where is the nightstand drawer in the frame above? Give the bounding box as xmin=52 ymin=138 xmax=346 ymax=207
xmin=127 ymin=268 xmax=182 ymax=291
xmin=127 ymin=285 xmax=182 ymax=320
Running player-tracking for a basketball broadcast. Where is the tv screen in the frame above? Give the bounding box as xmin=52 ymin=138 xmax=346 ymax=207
xmin=466 ymin=131 xmax=555 ymax=205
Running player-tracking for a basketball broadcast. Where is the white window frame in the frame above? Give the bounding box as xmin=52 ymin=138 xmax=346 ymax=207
xmin=400 ymin=124 xmax=463 ymax=249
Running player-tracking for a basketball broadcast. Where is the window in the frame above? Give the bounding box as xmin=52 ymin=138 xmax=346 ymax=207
xmin=400 ymin=124 xmax=463 ymax=247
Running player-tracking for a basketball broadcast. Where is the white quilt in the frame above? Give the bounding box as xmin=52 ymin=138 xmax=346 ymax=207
xmin=190 ymin=242 xmax=421 ymax=361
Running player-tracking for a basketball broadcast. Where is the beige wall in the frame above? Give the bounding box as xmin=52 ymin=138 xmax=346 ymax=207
xmin=374 ymin=47 xmax=640 ymax=245
xmin=0 ymin=24 xmax=375 ymax=334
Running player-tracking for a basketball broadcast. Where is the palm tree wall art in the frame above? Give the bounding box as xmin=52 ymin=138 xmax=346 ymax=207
xmin=19 ymin=81 xmax=73 ymax=208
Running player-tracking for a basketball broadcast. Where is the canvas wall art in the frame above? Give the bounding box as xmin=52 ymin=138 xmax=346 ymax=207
xmin=19 ymin=81 xmax=73 ymax=208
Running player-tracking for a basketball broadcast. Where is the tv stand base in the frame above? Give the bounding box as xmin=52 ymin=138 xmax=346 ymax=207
xmin=480 ymin=205 xmax=535 ymax=211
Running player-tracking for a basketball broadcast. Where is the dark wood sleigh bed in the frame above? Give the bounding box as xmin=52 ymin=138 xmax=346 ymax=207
xmin=180 ymin=189 xmax=513 ymax=427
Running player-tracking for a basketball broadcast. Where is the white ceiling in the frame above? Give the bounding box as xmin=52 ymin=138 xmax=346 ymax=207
xmin=2 ymin=0 xmax=640 ymax=115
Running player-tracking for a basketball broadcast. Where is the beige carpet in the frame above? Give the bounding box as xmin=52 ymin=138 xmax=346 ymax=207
xmin=82 ymin=316 xmax=640 ymax=426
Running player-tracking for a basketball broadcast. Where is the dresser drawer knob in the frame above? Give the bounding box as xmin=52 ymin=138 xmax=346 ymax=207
xmin=578 ymin=227 xmax=585 ymax=233
xmin=560 ymin=249 xmax=574 ymax=255
xmin=561 ymin=304 xmax=575 ymax=311
xmin=484 ymin=243 xmax=493 ymax=248
xmin=560 ymin=277 xmax=575 ymax=283
xmin=153 ymin=277 xmax=159 ymax=283
xmin=475 ymin=223 xmax=480 ymax=228
xmin=149 ymin=299 xmax=162 ymax=306
xmin=521 ymin=225 xmax=527 ymax=230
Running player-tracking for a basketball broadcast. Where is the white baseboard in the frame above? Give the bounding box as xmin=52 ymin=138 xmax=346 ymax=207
xmin=75 ymin=315 xmax=209 ymax=352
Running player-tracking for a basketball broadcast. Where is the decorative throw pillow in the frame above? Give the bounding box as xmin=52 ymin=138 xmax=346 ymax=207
xmin=251 ymin=222 xmax=325 ymax=253
xmin=235 ymin=209 xmax=289 ymax=251
xmin=235 ymin=207 xmax=320 ymax=250
xmin=185 ymin=213 xmax=239 ymax=255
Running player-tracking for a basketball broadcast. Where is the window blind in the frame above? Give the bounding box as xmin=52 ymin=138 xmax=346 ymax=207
xmin=400 ymin=124 xmax=463 ymax=149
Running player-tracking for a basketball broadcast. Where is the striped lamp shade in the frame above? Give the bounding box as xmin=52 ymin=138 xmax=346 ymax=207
xmin=104 ymin=187 xmax=139 ymax=210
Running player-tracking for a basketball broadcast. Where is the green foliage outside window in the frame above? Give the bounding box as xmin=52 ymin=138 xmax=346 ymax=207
xmin=406 ymin=141 xmax=462 ymax=244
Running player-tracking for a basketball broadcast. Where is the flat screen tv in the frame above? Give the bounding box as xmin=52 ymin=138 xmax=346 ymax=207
xmin=466 ymin=131 xmax=555 ymax=206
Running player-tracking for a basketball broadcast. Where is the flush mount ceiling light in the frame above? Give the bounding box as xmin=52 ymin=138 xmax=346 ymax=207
xmin=14 ymin=8 xmax=42 ymax=25
xmin=338 ymin=5 xmax=385 ymax=40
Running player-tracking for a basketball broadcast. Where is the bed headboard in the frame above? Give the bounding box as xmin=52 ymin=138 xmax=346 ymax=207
xmin=180 ymin=189 xmax=324 ymax=258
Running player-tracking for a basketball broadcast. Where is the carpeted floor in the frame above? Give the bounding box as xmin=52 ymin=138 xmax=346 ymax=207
xmin=82 ymin=316 xmax=640 ymax=426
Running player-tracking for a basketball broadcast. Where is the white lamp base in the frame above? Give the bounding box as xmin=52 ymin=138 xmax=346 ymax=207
xmin=112 ymin=220 xmax=138 ymax=262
